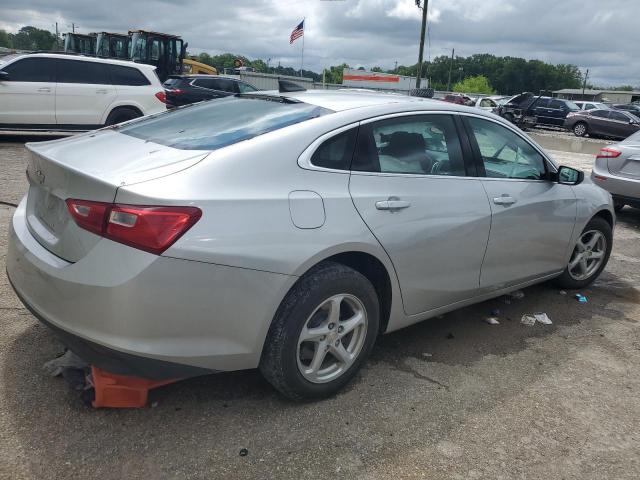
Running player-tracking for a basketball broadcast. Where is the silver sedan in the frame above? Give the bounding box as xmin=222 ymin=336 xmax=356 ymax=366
xmin=7 ymin=89 xmax=614 ymax=400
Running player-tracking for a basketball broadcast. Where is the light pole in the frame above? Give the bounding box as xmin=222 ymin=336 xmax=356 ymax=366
xmin=415 ymin=0 xmax=429 ymax=89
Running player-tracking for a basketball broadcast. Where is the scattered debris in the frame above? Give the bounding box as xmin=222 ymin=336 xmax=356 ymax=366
xmin=422 ymin=352 xmax=433 ymax=358
xmin=484 ymin=316 xmax=500 ymax=325
xmin=521 ymin=313 xmax=553 ymax=326
xmin=534 ymin=312 xmax=553 ymax=325
xmin=239 ymin=448 xmax=249 ymax=457
xmin=446 ymin=332 xmax=455 ymax=339
xmin=151 ymin=401 xmax=159 ymax=408
xmin=43 ymin=350 xmax=88 ymax=377
xmin=559 ymin=290 xmax=567 ymax=295
xmin=510 ymin=290 xmax=525 ymax=300
xmin=575 ymin=293 xmax=588 ymax=303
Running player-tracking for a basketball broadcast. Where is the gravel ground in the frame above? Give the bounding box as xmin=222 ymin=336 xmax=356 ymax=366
xmin=1 ymin=136 xmax=639 ymax=480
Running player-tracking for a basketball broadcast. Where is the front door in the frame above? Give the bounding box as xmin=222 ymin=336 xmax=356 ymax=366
xmin=0 ymin=57 xmax=56 ymax=125
xmin=54 ymin=58 xmax=117 ymax=126
xmin=348 ymin=113 xmax=492 ymax=315
xmin=464 ymin=116 xmax=577 ymax=289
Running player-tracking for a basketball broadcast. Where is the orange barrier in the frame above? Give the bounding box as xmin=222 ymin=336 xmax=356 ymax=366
xmin=90 ymin=366 xmax=179 ymax=408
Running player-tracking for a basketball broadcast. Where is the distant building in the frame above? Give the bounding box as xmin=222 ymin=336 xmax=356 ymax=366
xmin=553 ymin=88 xmax=640 ymax=104
xmin=342 ymin=68 xmax=420 ymax=93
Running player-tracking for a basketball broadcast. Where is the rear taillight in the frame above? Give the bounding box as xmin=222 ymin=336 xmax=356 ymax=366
xmin=155 ymin=91 xmax=167 ymax=103
xmin=66 ymin=199 xmax=201 ymax=255
xmin=596 ymin=147 xmax=621 ymax=159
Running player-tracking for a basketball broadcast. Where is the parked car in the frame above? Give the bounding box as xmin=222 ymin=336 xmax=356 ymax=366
xmin=495 ymin=92 xmax=538 ymax=127
xmin=7 ymin=90 xmax=614 ymax=400
xmin=0 ymin=53 xmax=167 ymax=129
xmin=574 ymin=101 xmax=610 ymax=111
xmin=527 ymin=97 xmax=580 ymax=126
xmin=163 ymin=74 xmax=258 ymax=108
xmin=473 ymin=97 xmax=499 ymax=111
xmin=612 ymin=103 xmax=640 ymax=118
xmin=564 ymin=108 xmax=640 ymax=139
xmin=442 ymin=93 xmax=474 ymax=106
xmin=592 ymin=131 xmax=640 ymax=212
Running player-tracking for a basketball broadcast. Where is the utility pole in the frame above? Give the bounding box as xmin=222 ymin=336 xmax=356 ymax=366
xmin=72 ymin=22 xmax=76 ymax=33
xmin=394 ymin=60 xmax=398 ymax=73
xmin=55 ymin=22 xmax=59 ymax=50
xmin=415 ymin=0 xmax=429 ymax=89
xmin=447 ymin=48 xmax=454 ymax=91
xmin=582 ymin=68 xmax=589 ymax=97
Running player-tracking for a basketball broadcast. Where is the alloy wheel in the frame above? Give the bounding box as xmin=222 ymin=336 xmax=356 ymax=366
xmin=574 ymin=123 xmax=587 ymax=136
xmin=568 ymin=229 xmax=607 ymax=281
xmin=297 ymin=294 xmax=368 ymax=384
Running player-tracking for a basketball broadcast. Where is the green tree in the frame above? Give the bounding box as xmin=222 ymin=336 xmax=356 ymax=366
xmin=0 ymin=29 xmax=11 ymax=48
xmin=453 ymin=75 xmax=496 ymax=94
xmin=10 ymin=26 xmax=57 ymax=51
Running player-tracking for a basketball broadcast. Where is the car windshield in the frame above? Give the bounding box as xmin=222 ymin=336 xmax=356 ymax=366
xmin=119 ymin=96 xmax=332 ymax=150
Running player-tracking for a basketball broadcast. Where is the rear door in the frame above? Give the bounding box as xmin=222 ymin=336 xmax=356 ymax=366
xmin=608 ymin=110 xmax=637 ymax=139
xmin=348 ymin=113 xmax=492 ymax=315
xmin=463 ymin=115 xmax=577 ymax=289
xmin=548 ymin=99 xmax=568 ymax=126
xmin=531 ymin=98 xmax=552 ymax=124
xmin=588 ymin=110 xmax=611 ymax=136
xmin=0 ymin=57 xmax=56 ymax=125
xmin=54 ymin=58 xmax=117 ymax=126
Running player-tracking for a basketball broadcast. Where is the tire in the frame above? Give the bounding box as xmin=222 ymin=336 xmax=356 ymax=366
xmin=260 ymin=261 xmax=379 ymax=400
xmin=573 ymin=122 xmax=588 ymax=137
xmin=410 ymin=88 xmax=434 ymax=98
xmin=105 ymin=107 xmax=142 ymax=126
xmin=554 ymin=216 xmax=612 ymax=289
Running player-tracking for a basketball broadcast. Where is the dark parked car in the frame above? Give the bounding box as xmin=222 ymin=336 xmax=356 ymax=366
xmin=527 ymin=97 xmax=580 ymax=126
xmin=162 ymin=75 xmax=258 ymax=108
xmin=612 ymin=103 xmax=640 ymax=118
xmin=564 ymin=108 xmax=640 ymax=139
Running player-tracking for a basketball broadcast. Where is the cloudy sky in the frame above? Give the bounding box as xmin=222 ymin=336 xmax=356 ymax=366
xmin=1 ymin=0 xmax=637 ymax=87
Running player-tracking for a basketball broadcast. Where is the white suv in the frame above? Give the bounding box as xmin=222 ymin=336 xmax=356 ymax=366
xmin=0 ymin=53 xmax=167 ymax=130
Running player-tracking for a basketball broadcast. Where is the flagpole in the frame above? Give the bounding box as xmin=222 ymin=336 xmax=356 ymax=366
xmin=300 ymin=18 xmax=305 ymax=77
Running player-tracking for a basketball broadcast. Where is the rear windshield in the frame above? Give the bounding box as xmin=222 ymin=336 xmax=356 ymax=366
xmin=119 ymin=96 xmax=332 ymax=150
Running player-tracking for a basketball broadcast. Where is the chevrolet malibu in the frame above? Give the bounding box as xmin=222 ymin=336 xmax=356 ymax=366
xmin=7 ymin=90 xmax=614 ymax=400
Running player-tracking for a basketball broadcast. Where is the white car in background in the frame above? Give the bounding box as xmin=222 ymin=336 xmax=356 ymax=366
xmin=473 ymin=97 xmax=499 ymax=111
xmin=0 ymin=53 xmax=167 ymax=131
xmin=574 ymin=101 xmax=610 ymax=111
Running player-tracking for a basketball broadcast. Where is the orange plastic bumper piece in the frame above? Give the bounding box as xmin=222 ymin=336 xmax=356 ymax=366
xmin=91 ymin=366 xmax=180 ymax=408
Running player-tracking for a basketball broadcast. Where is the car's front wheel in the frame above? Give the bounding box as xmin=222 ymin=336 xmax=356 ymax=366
xmin=573 ymin=122 xmax=588 ymax=137
xmin=260 ymin=262 xmax=379 ymax=400
xmin=554 ymin=216 xmax=612 ymax=289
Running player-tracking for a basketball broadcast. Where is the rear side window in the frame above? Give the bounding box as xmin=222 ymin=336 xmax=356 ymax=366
xmin=2 ymin=57 xmax=55 ymax=82
xmin=352 ymin=114 xmax=465 ymax=176
xmin=119 ymin=96 xmax=332 ymax=150
xmin=311 ymin=128 xmax=358 ymax=170
xmin=533 ymin=98 xmax=550 ymax=108
xmin=56 ymin=59 xmax=110 ymax=84
xmin=107 ymin=65 xmax=150 ymax=86
xmin=549 ymin=100 xmax=565 ymax=109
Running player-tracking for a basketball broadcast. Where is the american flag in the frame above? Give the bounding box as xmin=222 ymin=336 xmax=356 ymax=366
xmin=289 ymin=20 xmax=304 ymax=44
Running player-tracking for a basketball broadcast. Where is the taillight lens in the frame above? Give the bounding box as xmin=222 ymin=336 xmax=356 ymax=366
xmin=155 ymin=91 xmax=167 ymax=103
xmin=66 ymin=199 xmax=201 ymax=255
xmin=596 ymin=147 xmax=621 ymax=159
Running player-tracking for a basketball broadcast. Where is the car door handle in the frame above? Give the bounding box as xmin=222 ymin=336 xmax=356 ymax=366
xmin=37 ymin=87 xmax=51 ymax=93
xmin=95 ymin=89 xmax=109 ymax=94
xmin=375 ymin=198 xmax=411 ymax=211
xmin=493 ymin=194 xmax=517 ymax=206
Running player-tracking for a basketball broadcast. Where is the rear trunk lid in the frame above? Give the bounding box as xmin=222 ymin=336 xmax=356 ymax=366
xmin=607 ymin=143 xmax=640 ymax=180
xmin=24 ymin=129 xmax=209 ymax=262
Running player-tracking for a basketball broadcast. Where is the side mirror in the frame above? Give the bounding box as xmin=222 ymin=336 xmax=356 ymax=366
xmin=557 ymin=166 xmax=584 ymax=185
xmin=0 ymin=71 xmax=9 ymax=80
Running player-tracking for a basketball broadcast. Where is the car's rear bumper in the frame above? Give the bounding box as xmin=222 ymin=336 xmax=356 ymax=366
xmin=7 ymin=197 xmax=296 ymax=378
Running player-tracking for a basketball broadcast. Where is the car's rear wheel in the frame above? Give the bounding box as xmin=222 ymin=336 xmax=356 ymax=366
xmin=554 ymin=216 xmax=612 ymax=289
xmin=105 ymin=107 xmax=142 ymax=126
xmin=260 ymin=262 xmax=379 ymax=400
xmin=573 ymin=122 xmax=588 ymax=137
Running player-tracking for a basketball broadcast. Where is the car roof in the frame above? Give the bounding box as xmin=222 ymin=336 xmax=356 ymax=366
xmin=7 ymin=53 xmax=157 ymax=71
xmin=253 ymin=89 xmax=451 ymax=112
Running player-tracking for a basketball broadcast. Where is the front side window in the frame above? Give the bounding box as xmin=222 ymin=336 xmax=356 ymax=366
xmin=2 ymin=57 xmax=55 ymax=82
xmin=311 ymin=128 xmax=358 ymax=170
xmin=352 ymin=114 xmax=465 ymax=176
xmin=119 ymin=96 xmax=332 ymax=150
xmin=467 ymin=117 xmax=546 ymax=180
